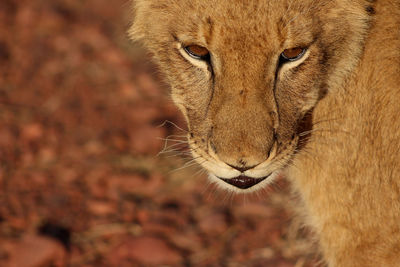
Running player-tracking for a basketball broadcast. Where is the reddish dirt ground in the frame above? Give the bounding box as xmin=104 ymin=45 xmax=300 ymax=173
xmin=0 ymin=1 xmax=319 ymax=266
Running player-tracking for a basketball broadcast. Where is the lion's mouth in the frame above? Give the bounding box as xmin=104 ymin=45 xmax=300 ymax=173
xmin=219 ymin=175 xmax=270 ymax=189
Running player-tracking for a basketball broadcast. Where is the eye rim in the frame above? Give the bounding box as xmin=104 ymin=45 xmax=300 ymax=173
xmin=280 ymin=47 xmax=307 ymax=62
xmin=183 ymin=44 xmax=210 ymax=61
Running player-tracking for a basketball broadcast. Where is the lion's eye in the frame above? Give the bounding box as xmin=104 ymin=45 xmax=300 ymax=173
xmin=184 ymin=45 xmax=210 ymax=60
xmin=281 ymin=47 xmax=306 ymax=62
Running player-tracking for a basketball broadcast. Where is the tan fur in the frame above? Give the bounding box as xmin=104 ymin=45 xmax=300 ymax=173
xmin=130 ymin=0 xmax=400 ymax=266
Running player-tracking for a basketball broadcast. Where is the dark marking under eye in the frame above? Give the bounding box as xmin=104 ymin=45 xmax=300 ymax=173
xmin=318 ymin=83 xmax=329 ymax=100
xmin=207 ymin=17 xmax=213 ymax=27
xmin=210 ymin=141 xmax=217 ymax=153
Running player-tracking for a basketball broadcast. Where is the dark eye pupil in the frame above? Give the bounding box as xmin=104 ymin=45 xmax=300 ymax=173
xmin=184 ymin=45 xmax=210 ymax=60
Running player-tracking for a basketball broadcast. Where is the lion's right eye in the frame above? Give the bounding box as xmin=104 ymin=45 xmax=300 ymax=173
xmin=184 ymin=45 xmax=210 ymax=61
xmin=280 ymin=47 xmax=306 ymax=62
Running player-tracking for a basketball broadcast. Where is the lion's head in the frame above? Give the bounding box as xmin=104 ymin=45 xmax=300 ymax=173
xmin=130 ymin=0 xmax=371 ymax=191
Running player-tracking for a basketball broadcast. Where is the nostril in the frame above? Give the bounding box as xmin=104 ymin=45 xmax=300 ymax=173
xmin=227 ymin=164 xmax=256 ymax=173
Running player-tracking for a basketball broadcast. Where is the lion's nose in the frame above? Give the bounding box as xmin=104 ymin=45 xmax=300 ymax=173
xmin=227 ymin=163 xmax=258 ymax=173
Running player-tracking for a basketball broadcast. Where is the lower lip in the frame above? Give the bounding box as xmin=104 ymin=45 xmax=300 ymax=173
xmin=220 ymin=175 xmax=270 ymax=190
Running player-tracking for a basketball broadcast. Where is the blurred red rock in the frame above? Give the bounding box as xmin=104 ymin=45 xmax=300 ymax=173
xmin=198 ymin=212 xmax=227 ymax=235
xmin=107 ymin=236 xmax=182 ymax=266
xmin=7 ymin=235 xmax=67 ymax=267
xmin=87 ymin=200 xmax=116 ymax=217
xmin=22 ymin=123 xmax=43 ymax=142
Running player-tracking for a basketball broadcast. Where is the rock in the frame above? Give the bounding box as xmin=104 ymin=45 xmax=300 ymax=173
xmin=87 ymin=200 xmax=116 ymax=216
xmin=7 ymin=235 xmax=66 ymax=267
xmin=22 ymin=123 xmax=43 ymax=142
xmin=198 ymin=212 xmax=227 ymax=235
xmin=107 ymin=236 xmax=182 ymax=266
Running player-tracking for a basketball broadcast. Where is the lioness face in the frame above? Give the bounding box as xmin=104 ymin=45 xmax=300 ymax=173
xmin=131 ymin=0 xmax=370 ymax=192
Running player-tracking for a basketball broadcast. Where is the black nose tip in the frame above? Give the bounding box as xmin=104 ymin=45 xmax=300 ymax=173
xmin=227 ymin=164 xmax=256 ymax=173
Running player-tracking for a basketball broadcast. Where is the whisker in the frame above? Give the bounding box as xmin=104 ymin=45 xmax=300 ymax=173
xmin=158 ymin=151 xmax=187 ymax=158
xmin=168 ymin=163 xmax=199 ymax=174
xmin=164 ymin=134 xmax=188 ymax=139
xmin=162 ymin=151 xmax=193 ymax=157
xmin=181 ymin=157 xmax=204 ymax=166
xmin=162 ymin=154 xmax=183 ymax=159
xmin=299 ymin=127 xmax=352 ymax=137
xmin=159 ymin=145 xmax=186 ymax=154
xmin=156 ymin=120 xmax=188 ymax=133
xmin=168 ymin=159 xmax=206 ymax=174
xmin=311 ymin=117 xmax=342 ymax=126
xmin=192 ymin=167 xmax=207 ymax=179
xmin=157 ymin=143 xmax=189 ymax=158
xmin=156 ymin=137 xmax=188 ymax=143
xmin=158 ymin=143 xmax=188 ymax=154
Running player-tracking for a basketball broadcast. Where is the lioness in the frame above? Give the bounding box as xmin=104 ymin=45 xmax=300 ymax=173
xmin=129 ymin=0 xmax=400 ymax=266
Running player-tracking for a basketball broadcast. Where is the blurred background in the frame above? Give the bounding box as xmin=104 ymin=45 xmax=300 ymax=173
xmin=0 ymin=0 xmax=318 ymax=266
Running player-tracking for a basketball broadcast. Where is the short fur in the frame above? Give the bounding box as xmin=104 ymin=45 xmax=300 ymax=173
xmin=130 ymin=0 xmax=400 ymax=266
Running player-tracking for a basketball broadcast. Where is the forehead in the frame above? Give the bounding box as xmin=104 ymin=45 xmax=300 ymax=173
xmin=174 ymin=0 xmax=315 ymax=50
xmin=176 ymin=0 xmax=314 ymax=26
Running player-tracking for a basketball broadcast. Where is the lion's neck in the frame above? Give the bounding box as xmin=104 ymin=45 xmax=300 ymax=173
xmin=287 ymin=2 xmax=400 ymax=266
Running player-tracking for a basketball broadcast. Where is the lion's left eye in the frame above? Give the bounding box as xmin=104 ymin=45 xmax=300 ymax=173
xmin=184 ymin=45 xmax=210 ymax=60
xmin=280 ymin=47 xmax=306 ymax=62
